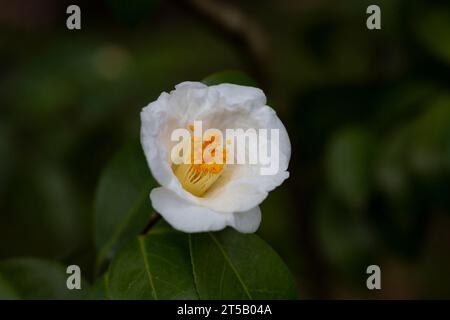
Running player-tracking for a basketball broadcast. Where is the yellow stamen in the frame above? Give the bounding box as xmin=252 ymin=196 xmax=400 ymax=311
xmin=173 ymin=125 xmax=227 ymax=197
xmin=174 ymin=163 xmax=224 ymax=197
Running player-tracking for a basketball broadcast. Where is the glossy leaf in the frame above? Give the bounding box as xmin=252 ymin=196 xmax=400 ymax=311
xmin=190 ymin=228 xmax=298 ymax=299
xmin=0 ymin=258 xmax=87 ymax=299
xmin=86 ymin=273 xmax=110 ymax=300
xmin=94 ymin=140 xmax=157 ymax=267
xmin=107 ymin=227 xmax=198 ymax=300
xmin=107 ymin=224 xmax=298 ymax=300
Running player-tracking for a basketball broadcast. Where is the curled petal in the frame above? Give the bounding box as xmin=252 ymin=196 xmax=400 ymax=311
xmin=150 ymin=187 xmax=231 ymax=233
xmin=231 ymin=206 xmax=261 ymax=233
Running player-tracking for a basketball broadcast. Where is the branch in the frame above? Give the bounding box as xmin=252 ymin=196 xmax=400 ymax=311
xmin=183 ymin=0 xmax=272 ymax=90
xmin=141 ymin=213 xmax=162 ymax=235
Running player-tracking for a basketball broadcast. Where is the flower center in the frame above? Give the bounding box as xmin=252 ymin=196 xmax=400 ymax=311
xmin=174 ymin=162 xmax=224 ymax=197
xmin=173 ymin=126 xmax=227 ymax=197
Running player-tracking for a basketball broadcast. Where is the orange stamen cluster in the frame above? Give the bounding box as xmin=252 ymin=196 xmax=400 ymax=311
xmin=173 ymin=124 xmax=227 ymax=197
xmin=190 ymin=135 xmax=227 ymax=174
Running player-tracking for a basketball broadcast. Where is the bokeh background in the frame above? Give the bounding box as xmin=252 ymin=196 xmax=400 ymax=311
xmin=1 ymin=0 xmax=450 ymax=299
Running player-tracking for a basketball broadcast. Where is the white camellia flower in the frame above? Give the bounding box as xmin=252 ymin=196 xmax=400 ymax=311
xmin=141 ymin=81 xmax=290 ymax=233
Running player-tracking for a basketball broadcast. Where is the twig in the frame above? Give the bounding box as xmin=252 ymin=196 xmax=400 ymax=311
xmin=141 ymin=213 xmax=162 ymax=235
xmin=182 ymin=0 xmax=272 ymax=90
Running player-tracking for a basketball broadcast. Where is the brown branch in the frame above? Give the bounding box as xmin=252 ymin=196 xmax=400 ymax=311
xmin=141 ymin=213 xmax=162 ymax=235
xmin=182 ymin=0 xmax=272 ymax=90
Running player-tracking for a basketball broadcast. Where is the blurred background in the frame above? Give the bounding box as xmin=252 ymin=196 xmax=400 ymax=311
xmin=1 ymin=0 xmax=450 ymax=299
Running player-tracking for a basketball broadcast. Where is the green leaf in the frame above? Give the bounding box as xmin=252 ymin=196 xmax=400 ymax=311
xmin=314 ymin=194 xmax=376 ymax=274
xmin=408 ymin=95 xmax=450 ymax=177
xmin=325 ymin=127 xmax=375 ymax=209
xmin=107 ymin=226 xmax=198 ymax=300
xmin=0 ymin=273 xmax=19 ymax=299
xmin=376 ymin=94 xmax=450 ymax=194
xmin=202 ymin=70 xmax=257 ymax=87
xmin=416 ymin=6 xmax=450 ymax=65
xmin=94 ymin=140 xmax=157 ymax=268
xmin=85 ymin=273 xmax=110 ymax=300
xmin=107 ymin=224 xmax=298 ymax=300
xmin=190 ymin=228 xmax=298 ymax=299
xmin=0 ymin=258 xmax=87 ymax=300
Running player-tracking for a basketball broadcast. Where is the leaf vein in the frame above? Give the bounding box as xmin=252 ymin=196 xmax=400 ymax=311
xmin=138 ymin=236 xmax=158 ymax=299
xmin=188 ymin=234 xmax=201 ymax=299
xmin=208 ymin=233 xmax=253 ymax=300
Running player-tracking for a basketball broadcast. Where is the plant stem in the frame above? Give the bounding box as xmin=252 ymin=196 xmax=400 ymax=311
xmin=141 ymin=213 xmax=162 ymax=235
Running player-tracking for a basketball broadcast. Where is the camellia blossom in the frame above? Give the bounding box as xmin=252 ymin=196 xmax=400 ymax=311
xmin=140 ymin=81 xmax=290 ymax=233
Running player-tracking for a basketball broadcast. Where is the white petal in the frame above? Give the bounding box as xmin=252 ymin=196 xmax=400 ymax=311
xmin=141 ymin=82 xmax=291 ymax=219
xmin=230 ymin=206 xmax=261 ymax=233
xmin=141 ymin=91 xmax=201 ymax=205
xmin=210 ymin=83 xmax=266 ymax=107
xmin=140 ymin=96 xmax=175 ymax=188
xmin=150 ymin=187 xmax=232 ymax=233
xmin=196 ymin=104 xmax=291 ymax=212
